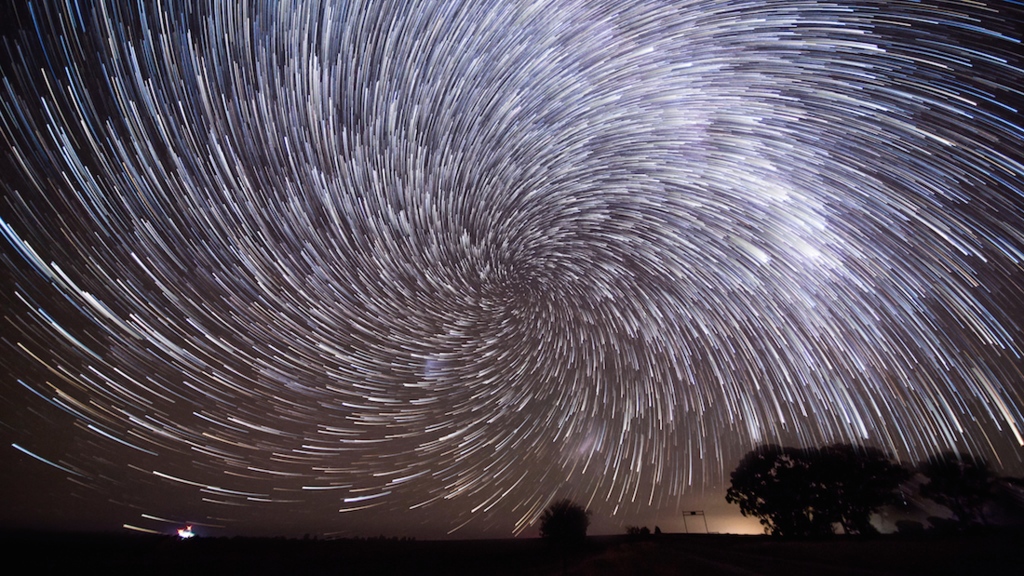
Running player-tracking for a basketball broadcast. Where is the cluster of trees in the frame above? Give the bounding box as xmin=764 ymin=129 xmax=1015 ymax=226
xmin=726 ymin=444 xmax=997 ymax=536
xmin=538 ymin=445 xmax=1000 ymax=544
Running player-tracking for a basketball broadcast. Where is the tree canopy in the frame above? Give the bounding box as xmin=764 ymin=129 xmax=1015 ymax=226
xmin=726 ymin=444 xmax=909 ymax=536
xmin=919 ymin=452 xmax=993 ymax=527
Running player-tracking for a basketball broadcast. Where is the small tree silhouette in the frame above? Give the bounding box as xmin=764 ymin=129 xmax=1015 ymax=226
xmin=540 ymin=499 xmax=591 ymax=545
xmin=919 ymin=452 xmax=994 ymax=527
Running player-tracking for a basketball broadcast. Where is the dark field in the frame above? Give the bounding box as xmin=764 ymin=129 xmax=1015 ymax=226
xmin=5 ymin=530 xmax=1020 ymax=575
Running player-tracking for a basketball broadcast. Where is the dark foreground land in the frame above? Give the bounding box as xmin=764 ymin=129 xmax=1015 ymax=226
xmin=4 ymin=529 xmax=1020 ymax=575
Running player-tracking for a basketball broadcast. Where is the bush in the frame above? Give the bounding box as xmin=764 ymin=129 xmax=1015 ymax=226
xmin=895 ymin=520 xmax=924 ymax=534
xmin=625 ymin=525 xmax=650 ymax=537
xmin=539 ymin=499 xmax=591 ymax=545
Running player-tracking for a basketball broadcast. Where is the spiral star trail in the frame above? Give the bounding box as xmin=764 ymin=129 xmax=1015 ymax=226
xmin=2 ymin=0 xmax=1024 ymax=537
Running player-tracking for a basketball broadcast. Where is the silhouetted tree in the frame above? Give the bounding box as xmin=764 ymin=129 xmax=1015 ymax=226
xmin=726 ymin=444 xmax=909 ymax=536
xmin=727 ymin=445 xmax=827 ymax=536
xmin=919 ymin=452 xmax=993 ymax=527
xmin=812 ymin=444 xmax=911 ymax=534
xmin=539 ymin=499 xmax=591 ymax=545
xmin=541 ymin=499 xmax=591 ymax=576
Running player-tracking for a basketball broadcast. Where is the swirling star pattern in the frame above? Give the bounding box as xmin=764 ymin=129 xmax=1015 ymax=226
xmin=2 ymin=0 xmax=1024 ymax=536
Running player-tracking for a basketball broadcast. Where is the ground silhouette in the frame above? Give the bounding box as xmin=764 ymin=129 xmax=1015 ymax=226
xmin=6 ymin=529 xmax=1024 ymax=575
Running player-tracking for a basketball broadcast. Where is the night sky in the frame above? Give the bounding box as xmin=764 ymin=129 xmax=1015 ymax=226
xmin=2 ymin=0 xmax=1024 ymax=539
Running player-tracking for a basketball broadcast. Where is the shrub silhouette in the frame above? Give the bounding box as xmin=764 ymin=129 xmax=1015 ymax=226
xmin=896 ymin=520 xmax=924 ymax=534
xmin=539 ymin=499 xmax=591 ymax=545
xmin=624 ymin=525 xmax=650 ymax=537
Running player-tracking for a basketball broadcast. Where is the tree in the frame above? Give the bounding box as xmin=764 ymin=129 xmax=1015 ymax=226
xmin=726 ymin=444 xmax=909 ymax=536
xmin=812 ymin=444 xmax=911 ymax=534
xmin=726 ymin=445 xmax=828 ymax=536
xmin=919 ymin=452 xmax=993 ymax=527
xmin=539 ymin=499 xmax=591 ymax=545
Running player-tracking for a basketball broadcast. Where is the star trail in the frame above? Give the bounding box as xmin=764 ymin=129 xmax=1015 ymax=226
xmin=2 ymin=0 xmax=1024 ymax=537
